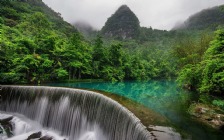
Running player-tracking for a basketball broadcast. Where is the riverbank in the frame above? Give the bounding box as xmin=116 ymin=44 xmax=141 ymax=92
xmin=188 ymin=102 xmax=224 ymax=131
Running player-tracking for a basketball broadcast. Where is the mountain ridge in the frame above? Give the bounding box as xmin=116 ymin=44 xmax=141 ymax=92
xmin=173 ymin=4 xmax=224 ymax=30
xmin=101 ymin=5 xmax=140 ymax=40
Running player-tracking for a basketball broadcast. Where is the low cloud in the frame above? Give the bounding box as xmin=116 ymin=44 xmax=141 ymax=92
xmin=43 ymin=0 xmax=224 ymax=30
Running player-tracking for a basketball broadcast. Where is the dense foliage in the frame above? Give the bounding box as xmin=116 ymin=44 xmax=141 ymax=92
xmin=0 ymin=0 xmax=176 ymax=84
xmin=0 ymin=0 xmax=86 ymax=84
xmin=177 ymin=29 xmax=224 ymax=96
xmin=1 ymin=0 xmax=224 ymax=102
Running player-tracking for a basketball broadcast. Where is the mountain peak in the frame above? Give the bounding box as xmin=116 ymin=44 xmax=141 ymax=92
xmin=117 ymin=5 xmax=130 ymax=11
xmin=101 ymin=5 xmax=140 ymax=40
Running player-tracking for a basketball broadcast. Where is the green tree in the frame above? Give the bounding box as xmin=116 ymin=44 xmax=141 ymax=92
xmin=92 ymin=35 xmax=107 ymax=78
xmin=200 ymin=29 xmax=224 ymax=95
xmin=101 ymin=44 xmax=125 ymax=81
xmin=177 ymin=29 xmax=224 ymax=96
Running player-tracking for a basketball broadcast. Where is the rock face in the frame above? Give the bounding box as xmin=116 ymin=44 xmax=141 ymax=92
xmin=101 ymin=5 xmax=140 ymax=40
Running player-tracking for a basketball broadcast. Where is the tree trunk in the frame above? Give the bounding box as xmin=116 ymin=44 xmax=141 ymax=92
xmin=69 ymin=67 xmax=71 ymax=80
xmin=78 ymin=69 xmax=81 ymax=79
xmin=73 ymin=68 xmax=77 ymax=80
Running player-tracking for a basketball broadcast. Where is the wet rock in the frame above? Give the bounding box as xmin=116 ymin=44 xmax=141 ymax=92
xmin=0 ymin=115 xmax=13 ymax=137
xmin=148 ymin=125 xmax=181 ymax=140
xmin=0 ymin=116 xmax=13 ymax=124
xmin=39 ymin=135 xmax=53 ymax=140
xmin=27 ymin=131 xmax=42 ymax=140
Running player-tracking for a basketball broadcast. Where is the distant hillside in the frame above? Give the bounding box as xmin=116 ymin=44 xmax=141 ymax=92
xmin=0 ymin=0 xmax=78 ymax=35
xmin=27 ymin=0 xmax=78 ymax=35
xmin=101 ymin=5 xmax=140 ymax=40
xmin=174 ymin=5 xmax=224 ymax=30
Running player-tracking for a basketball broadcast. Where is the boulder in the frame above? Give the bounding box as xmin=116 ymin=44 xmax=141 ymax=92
xmin=0 ymin=116 xmax=13 ymax=124
xmin=27 ymin=131 xmax=42 ymax=140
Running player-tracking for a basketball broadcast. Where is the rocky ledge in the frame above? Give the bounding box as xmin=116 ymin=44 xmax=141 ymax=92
xmin=148 ymin=125 xmax=181 ymax=140
xmin=188 ymin=103 xmax=224 ymax=131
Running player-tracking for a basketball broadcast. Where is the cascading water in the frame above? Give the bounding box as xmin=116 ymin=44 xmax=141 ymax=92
xmin=0 ymin=86 xmax=151 ymax=140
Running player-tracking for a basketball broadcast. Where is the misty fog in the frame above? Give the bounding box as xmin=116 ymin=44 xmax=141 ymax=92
xmin=42 ymin=0 xmax=224 ymax=30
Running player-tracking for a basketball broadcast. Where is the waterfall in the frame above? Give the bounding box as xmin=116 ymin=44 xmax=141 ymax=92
xmin=0 ymin=86 xmax=151 ymax=140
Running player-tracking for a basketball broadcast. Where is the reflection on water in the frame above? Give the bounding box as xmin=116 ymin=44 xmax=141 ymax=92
xmin=48 ymin=80 xmax=224 ymax=140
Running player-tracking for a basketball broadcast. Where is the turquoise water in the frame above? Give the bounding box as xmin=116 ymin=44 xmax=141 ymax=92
xmin=48 ymin=80 xmax=224 ymax=140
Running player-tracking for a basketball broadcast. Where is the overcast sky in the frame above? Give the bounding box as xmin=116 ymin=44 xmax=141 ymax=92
xmin=42 ymin=0 xmax=224 ymax=30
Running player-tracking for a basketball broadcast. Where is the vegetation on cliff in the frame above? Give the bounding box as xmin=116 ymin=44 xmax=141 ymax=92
xmin=101 ymin=5 xmax=140 ymax=40
xmin=174 ymin=5 xmax=224 ymax=30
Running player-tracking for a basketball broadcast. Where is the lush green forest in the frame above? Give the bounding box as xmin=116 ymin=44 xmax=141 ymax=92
xmin=0 ymin=0 xmax=178 ymax=84
xmin=1 ymin=0 xmax=224 ymax=103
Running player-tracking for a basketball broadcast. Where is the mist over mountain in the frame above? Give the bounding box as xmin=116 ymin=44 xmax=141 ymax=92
xmin=74 ymin=21 xmax=97 ymax=38
xmin=101 ymin=5 xmax=140 ymax=40
xmin=173 ymin=4 xmax=224 ymax=30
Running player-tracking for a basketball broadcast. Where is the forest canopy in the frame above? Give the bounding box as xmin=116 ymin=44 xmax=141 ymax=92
xmin=0 ymin=0 xmax=224 ymax=100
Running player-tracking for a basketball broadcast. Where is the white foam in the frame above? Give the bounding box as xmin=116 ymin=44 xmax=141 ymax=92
xmin=0 ymin=112 xmax=67 ymax=140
